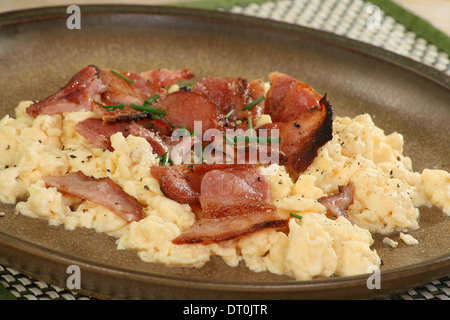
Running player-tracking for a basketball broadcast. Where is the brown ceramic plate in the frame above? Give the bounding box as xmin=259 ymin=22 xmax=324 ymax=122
xmin=0 ymin=5 xmax=449 ymax=300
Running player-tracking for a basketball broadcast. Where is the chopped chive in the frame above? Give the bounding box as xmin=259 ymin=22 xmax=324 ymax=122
xmin=130 ymin=103 xmax=165 ymax=115
xmin=225 ymin=135 xmax=235 ymax=145
xmin=160 ymin=152 xmax=170 ymax=166
xmin=110 ymin=70 xmax=134 ymax=84
xmin=102 ymin=103 xmax=125 ymax=111
xmin=248 ymin=117 xmax=253 ymax=136
xmin=144 ymin=94 xmax=160 ymax=105
xmin=290 ymin=212 xmax=303 ymax=220
xmin=243 ymin=96 xmax=265 ymax=111
xmin=224 ymin=109 xmax=235 ymax=119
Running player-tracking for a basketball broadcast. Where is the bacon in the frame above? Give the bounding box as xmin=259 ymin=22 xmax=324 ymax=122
xmin=94 ymin=68 xmax=194 ymax=123
xmin=264 ymin=72 xmax=322 ymax=122
xmin=172 ymin=212 xmax=286 ymax=245
xmin=43 ymin=171 xmax=144 ymax=222
xmin=151 ymin=165 xmax=202 ymax=205
xmin=127 ymin=123 xmax=169 ymax=157
xmin=262 ymin=72 xmax=333 ymax=175
xmin=73 ymin=118 xmax=131 ymax=151
xmin=199 ymin=167 xmax=272 ymax=216
xmin=318 ymin=184 xmax=354 ymax=220
xmin=74 ymin=117 xmax=198 ymax=158
xmin=162 ymin=91 xmax=221 ymax=133
xmin=73 ymin=118 xmax=157 ymax=152
xmin=137 ymin=68 xmax=195 ymax=93
xmin=151 ymin=164 xmax=256 ymax=204
xmin=152 ymin=117 xmax=173 ymax=136
xmin=172 ymin=167 xmax=286 ymax=244
xmin=26 ymin=65 xmax=105 ymax=117
xmin=26 ymin=65 xmax=194 ymax=123
xmin=192 ymin=77 xmax=265 ymax=125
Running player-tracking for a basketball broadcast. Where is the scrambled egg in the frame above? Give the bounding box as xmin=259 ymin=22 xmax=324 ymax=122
xmin=0 ymin=101 xmax=449 ymax=281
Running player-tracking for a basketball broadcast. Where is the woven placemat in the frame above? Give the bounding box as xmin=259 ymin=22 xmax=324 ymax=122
xmin=224 ymin=0 xmax=450 ymax=75
xmin=0 ymin=0 xmax=449 ymax=300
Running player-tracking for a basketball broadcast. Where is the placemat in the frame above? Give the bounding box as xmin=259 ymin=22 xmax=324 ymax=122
xmin=0 ymin=0 xmax=449 ymax=300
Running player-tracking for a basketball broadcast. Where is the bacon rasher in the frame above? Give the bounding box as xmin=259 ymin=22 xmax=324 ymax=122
xmin=261 ymin=72 xmax=333 ymax=176
xmin=26 ymin=66 xmax=104 ymax=117
xmin=43 ymin=171 xmax=144 ymax=222
xmin=26 ymin=65 xmax=194 ymax=123
xmin=192 ymin=77 xmax=265 ymax=126
xmin=318 ymin=184 xmax=355 ymax=220
xmin=172 ymin=166 xmax=286 ymax=245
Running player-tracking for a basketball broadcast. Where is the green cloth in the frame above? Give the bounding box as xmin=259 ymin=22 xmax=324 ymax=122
xmin=0 ymin=282 xmax=16 ymax=300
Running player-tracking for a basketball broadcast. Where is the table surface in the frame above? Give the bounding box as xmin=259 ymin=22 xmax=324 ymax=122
xmin=0 ymin=0 xmax=449 ymax=301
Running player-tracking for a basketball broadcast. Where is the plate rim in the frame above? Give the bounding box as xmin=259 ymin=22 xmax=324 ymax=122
xmin=0 ymin=4 xmax=449 ymax=299
xmin=1 ymin=4 xmax=449 ymax=88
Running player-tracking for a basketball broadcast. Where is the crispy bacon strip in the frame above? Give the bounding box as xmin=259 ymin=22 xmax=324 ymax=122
xmin=162 ymin=91 xmax=222 ymax=133
xmin=262 ymin=72 xmax=333 ymax=175
xmin=172 ymin=167 xmax=286 ymax=245
xmin=26 ymin=65 xmax=194 ymax=123
xmin=26 ymin=65 xmax=105 ymax=117
xmin=264 ymin=72 xmax=322 ymax=122
xmin=43 ymin=171 xmax=144 ymax=222
xmin=151 ymin=165 xmax=202 ymax=205
xmin=127 ymin=122 xmax=169 ymax=157
xmin=172 ymin=213 xmax=286 ymax=245
xmin=192 ymin=77 xmax=265 ymax=125
xmin=94 ymin=68 xmax=194 ymax=123
xmin=73 ymin=118 xmax=132 ymax=151
xmin=318 ymin=184 xmax=354 ymax=220
xmin=150 ymin=164 xmax=256 ymax=205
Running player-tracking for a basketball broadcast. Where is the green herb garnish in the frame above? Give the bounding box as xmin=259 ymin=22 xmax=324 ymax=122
xmin=248 ymin=117 xmax=253 ymax=136
xmin=102 ymin=103 xmax=125 ymax=111
xmin=243 ymin=96 xmax=265 ymax=111
xmin=144 ymin=94 xmax=160 ymax=105
xmin=224 ymin=109 xmax=235 ymax=119
xmin=130 ymin=103 xmax=165 ymax=115
xmin=290 ymin=212 xmax=303 ymax=220
xmin=159 ymin=152 xmax=170 ymax=166
xmin=110 ymin=70 xmax=134 ymax=84
xmin=225 ymin=135 xmax=235 ymax=145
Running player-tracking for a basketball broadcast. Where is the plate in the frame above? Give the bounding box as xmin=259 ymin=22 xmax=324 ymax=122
xmin=0 ymin=5 xmax=449 ymax=300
